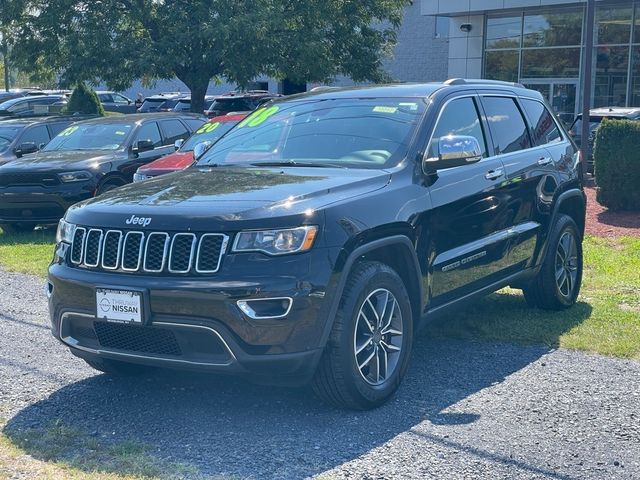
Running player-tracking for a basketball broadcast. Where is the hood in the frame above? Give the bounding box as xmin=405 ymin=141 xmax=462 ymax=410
xmin=66 ymin=166 xmax=391 ymax=231
xmin=0 ymin=149 xmax=119 ymax=172
xmin=138 ymin=151 xmax=193 ymax=175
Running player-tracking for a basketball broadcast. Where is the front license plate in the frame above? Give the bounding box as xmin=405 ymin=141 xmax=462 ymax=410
xmin=96 ymin=288 xmax=142 ymax=324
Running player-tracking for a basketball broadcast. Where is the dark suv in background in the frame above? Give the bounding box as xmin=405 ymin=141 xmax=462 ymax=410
xmin=568 ymin=107 xmax=640 ymax=173
xmin=48 ymin=80 xmax=585 ymax=409
xmin=205 ymin=90 xmax=281 ymax=117
xmin=0 ymin=113 xmax=205 ymax=230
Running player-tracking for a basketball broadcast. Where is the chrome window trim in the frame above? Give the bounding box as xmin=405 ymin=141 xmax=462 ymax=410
xmin=83 ymin=228 xmax=104 ymax=267
xmin=195 ymin=234 xmax=229 ymax=273
xmin=100 ymin=230 xmax=123 ymax=270
xmin=143 ymin=232 xmax=170 ymax=273
xmin=236 ymin=297 xmax=293 ymax=320
xmin=70 ymin=227 xmax=86 ymax=264
xmin=59 ymin=312 xmax=236 ymax=367
xmin=168 ymin=233 xmax=196 ymax=273
xmin=121 ymin=231 xmax=145 ymax=271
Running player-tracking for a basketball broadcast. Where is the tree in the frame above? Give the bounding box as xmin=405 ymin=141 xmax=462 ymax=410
xmin=65 ymin=82 xmax=105 ymax=115
xmin=14 ymin=0 xmax=409 ymax=112
xmin=0 ymin=0 xmax=28 ymax=91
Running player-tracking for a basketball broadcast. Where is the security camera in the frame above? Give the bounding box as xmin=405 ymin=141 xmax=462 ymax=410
xmin=460 ymin=23 xmax=472 ymax=33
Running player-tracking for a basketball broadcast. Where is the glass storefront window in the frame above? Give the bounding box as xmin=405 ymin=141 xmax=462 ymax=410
xmin=595 ymin=5 xmax=632 ymax=45
xmin=521 ymin=48 xmax=581 ymax=78
xmin=631 ymin=47 xmax=640 ymax=106
xmin=635 ymin=4 xmax=640 ymax=44
xmin=486 ymin=16 xmax=521 ymax=49
xmin=594 ymin=46 xmax=629 ymax=107
xmin=523 ymin=10 xmax=583 ymax=47
xmin=485 ymin=51 xmax=519 ymax=82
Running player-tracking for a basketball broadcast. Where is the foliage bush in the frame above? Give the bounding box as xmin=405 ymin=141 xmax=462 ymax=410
xmin=594 ymin=118 xmax=640 ymax=211
xmin=64 ymin=82 xmax=104 ymax=115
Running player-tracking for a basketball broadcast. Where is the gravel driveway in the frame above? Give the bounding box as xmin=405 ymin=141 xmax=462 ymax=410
xmin=0 ymin=268 xmax=638 ymax=479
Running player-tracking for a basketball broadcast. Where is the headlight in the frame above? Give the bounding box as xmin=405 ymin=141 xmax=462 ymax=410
xmin=133 ymin=172 xmax=152 ymax=182
xmin=232 ymin=226 xmax=318 ymax=255
xmin=56 ymin=218 xmax=76 ymax=244
xmin=58 ymin=171 xmax=92 ymax=183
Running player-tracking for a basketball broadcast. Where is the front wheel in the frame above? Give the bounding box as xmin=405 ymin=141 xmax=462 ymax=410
xmin=523 ymin=214 xmax=583 ymax=310
xmin=312 ymin=261 xmax=413 ymax=410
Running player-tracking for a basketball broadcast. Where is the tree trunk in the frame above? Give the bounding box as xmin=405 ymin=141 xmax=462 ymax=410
xmin=185 ymin=75 xmax=209 ymax=115
xmin=1 ymin=39 xmax=9 ymax=92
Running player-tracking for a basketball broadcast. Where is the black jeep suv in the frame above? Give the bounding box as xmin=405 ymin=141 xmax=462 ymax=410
xmin=48 ymin=80 xmax=586 ymax=409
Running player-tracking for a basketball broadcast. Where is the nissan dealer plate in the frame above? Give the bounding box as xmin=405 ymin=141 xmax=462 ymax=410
xmin=96 ymin=288 xmax=142 ymax=324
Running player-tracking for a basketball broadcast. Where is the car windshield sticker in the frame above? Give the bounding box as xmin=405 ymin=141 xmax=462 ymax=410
xmin=196 ymin=122 xmax=220 ymax=134
xmin=238 ymin=106 xmax=280 ymax=128
xmin=115 ymin=131 xmax=126 ymax=135
xmin=59 ymin=126 xmax=79 ymax=136
xmin=399 ymin=102 xmax=419 ymax=111
xmin=373 ymin=106 xmax=398 ymax=114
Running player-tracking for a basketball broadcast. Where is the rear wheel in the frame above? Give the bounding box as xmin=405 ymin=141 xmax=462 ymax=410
xmin=523 ymin=214 xmax=583 ymax=310
xmin=96 ymin=179 xmax=124 ymax=196
xmin=312 ymin=261 xmax=413 ymax=410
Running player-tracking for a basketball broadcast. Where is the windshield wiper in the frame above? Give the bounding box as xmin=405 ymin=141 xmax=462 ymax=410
xmin=249 ymin=160 xmax=343 ymax=168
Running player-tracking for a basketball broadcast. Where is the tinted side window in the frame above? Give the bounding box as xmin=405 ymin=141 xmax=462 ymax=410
xmin=112 ymin=94 xmax=129 ymax=104
xmin=135 ymin=122 xmax=162 ymax=148
xmin=159 ymin=119 xmax=189 ymax=144
xmin=482 ymin=97 xmax=531 ymax=155
xmin=428 ymin=97 xmax=488 ymax=159
xmin=49 ymin=122 xmax=71 ymax=137
xmin=21 ymin=125 xmax=50 ymax=146
xmin=521 ymin=99 xmax=562 ymax=146
xmin=184 ymin=118 xmax=206 ymax=131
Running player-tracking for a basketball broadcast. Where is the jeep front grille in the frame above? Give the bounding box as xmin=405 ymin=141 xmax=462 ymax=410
xmin=70 ymin=227 xmax=228 ymax=275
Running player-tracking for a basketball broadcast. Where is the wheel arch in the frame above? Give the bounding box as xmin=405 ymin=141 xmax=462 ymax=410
xmin=553 ymin=188 xmax=586 ymax=238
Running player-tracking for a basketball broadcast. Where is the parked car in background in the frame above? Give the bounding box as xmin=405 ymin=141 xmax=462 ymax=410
xmin=96 ymin=91 xmax=137 ymax=114
xmin=0 ymin=113 xmax=206 ymax=231
xmin=568 ymin=107 xmax=640 ymax=173
xmin=0 ymin=115 xmax=97 ymax=166
xmin=0 ymin=95 xmax=66 ymax=117
xmin=0 ymin=88 xmax=43 ymax=102
xmin=172 ymin=96 xmax=217 ymax=114
xmin=133 ymin=113 xmax=246 ymax=181
xmin=137 ymin=93 xmax=188 ymax=113
xmin=205 ymin=90 xmax=281 ymax=117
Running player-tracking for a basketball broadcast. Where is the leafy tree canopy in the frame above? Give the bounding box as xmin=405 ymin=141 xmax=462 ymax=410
xmin=13 ymin=0 xmax=409 ymax=111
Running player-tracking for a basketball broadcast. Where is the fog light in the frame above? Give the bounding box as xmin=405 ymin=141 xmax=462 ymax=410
xmin=237 ymin=297 xmax=293 ymax=319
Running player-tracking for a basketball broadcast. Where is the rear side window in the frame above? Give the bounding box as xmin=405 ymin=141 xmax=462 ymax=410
xmin=482 ymin=97 xmax=531 ymax=155
xmin=521 ymin=99 xmax=561 ymax=146
xmin=135 ymin=122 xmax=162 ymax=148
xmin=49 ymin=122 xmax=71 ymax=137
xmin=159 ymin=119 xmax=190 ymax=144
xmin=428 ymin=97 xmax=488 ymax=159
xmin=183 ymin=118 xmax=206 ymax=131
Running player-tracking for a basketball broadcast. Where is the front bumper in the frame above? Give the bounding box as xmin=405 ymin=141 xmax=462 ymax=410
xmin=47 ymin=247 xmax=339 ymax=382
xmin=0 ymin=184 xmax=94 ymax=224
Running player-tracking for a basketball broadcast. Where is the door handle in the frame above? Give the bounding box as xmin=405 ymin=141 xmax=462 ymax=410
xmin=485 ymin=169 xmax=504 ymax=181
xmin=538 ymin=157 xmax=553 ymax=166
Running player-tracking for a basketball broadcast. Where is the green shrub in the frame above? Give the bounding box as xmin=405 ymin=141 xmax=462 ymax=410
xmin=64 ymin=82 xmax=104 ymax=115
xmin=594 ymin=118 xmax=640 ymax=211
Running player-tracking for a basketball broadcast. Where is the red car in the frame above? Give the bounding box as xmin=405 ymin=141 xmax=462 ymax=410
xmin=133 ymin=114 xmax=246 ymax=181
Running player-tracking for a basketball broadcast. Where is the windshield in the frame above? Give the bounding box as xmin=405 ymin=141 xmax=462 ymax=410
xmin=181 ymin=121 xmax=240 ymax=151
xmin=0 ymin=125 xmax=23 ymax=148
xmin=197 ymin=98 xmax=426 ymax=169
xmin=43 ymin=123 xmax=133 ymax=151
xmin=208 ymin=98 xmax=255 ymax=113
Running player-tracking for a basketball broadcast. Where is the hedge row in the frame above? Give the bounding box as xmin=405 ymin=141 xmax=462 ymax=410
xmin=594 ymin=118 xmax=640 ymax=211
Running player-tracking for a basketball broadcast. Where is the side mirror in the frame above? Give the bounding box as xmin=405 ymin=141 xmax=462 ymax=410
xmin=14 ymin=142 xmax=39 ymax=158
xmin=424 ymin=135 xmax=482 ymax=172
xmin=174 ymin=139 xmax=184 ymax=150
xmin=133 ymin=139 xmax=155 ymax=154
xmin=193 ymin=141 xmax=213 ymax=161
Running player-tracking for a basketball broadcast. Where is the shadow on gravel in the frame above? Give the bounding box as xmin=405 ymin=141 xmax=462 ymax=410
xmin=3 ymin=302 xmax=589 ymax=479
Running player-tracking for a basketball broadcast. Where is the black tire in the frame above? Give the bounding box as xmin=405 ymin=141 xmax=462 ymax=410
xmin=523 ymin=214 xmax=583 ymax=310
xmin=83 ymin=357 xmax=155 ymax=376
xmin=312 ymin=261 xmax=413 ymax=410
xmin=1 ymin=222 xmax=37 ymax=234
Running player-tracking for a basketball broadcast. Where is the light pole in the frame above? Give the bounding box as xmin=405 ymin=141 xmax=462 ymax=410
xmin=580 ymin=0 xmax=596 ymax=178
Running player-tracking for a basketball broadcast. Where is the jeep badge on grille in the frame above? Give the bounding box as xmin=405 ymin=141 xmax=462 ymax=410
xmin=125 ymin=215 xmax=152 ymax=227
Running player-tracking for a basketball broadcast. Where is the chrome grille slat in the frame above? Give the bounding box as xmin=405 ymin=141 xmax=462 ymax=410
xmin=68 ymin=228 xmax=226 ymax=275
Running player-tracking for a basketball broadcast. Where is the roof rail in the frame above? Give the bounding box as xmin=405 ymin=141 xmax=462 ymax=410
xmin=444 ymin=78 xmax=526 ymax=89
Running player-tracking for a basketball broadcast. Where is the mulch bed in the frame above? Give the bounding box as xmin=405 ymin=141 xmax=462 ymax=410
xmin=584 ymin=177 xmax=640 ymax=238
